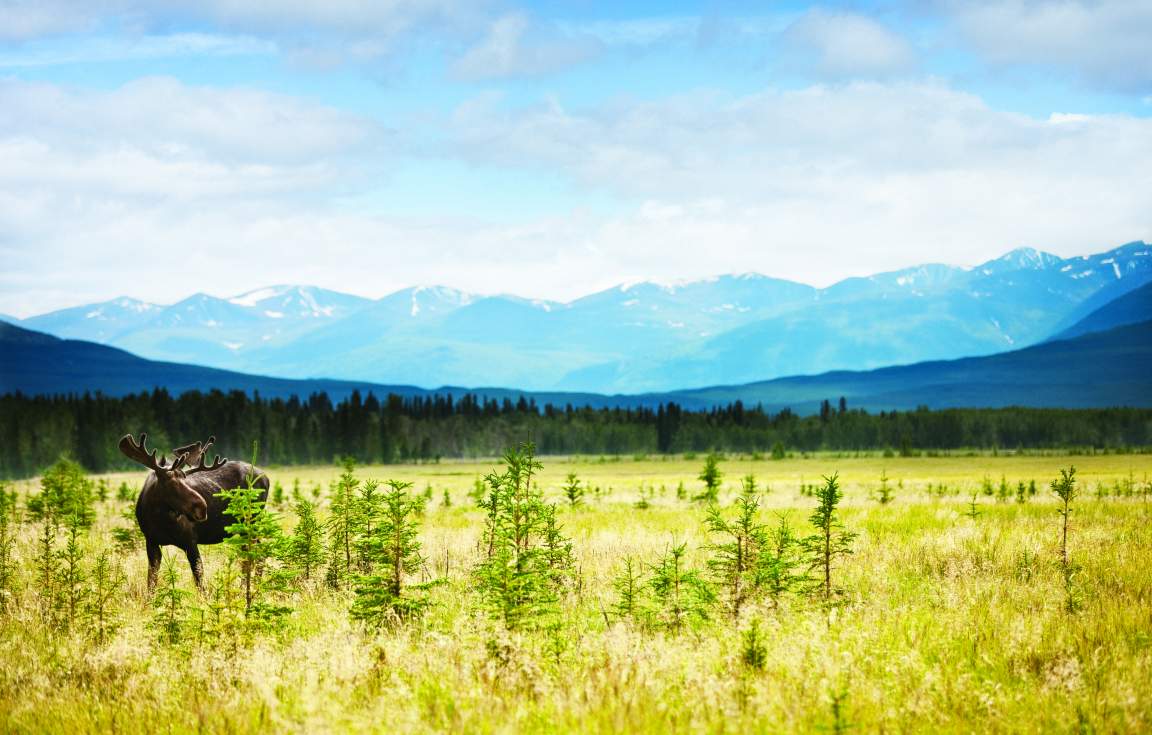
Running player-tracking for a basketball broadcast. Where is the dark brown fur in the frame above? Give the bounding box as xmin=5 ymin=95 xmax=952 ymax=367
xmin=119 ymin=434 xmax=270 ymax=591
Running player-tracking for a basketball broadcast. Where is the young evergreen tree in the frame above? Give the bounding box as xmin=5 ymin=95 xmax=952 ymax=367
xmin=85 ymin=548 xmax=124 ymax=645
xmin=648 ymin=542 xmax=714 ymax=633
xmin=57 ymin=519 xmax=89 ymax=631
xmin=283 ymin=498 xmax=325 ymax=583
xmin=27 ymin=459 xmax=96 ymax=529
xmin=325 ymin=459 xmax=360 ymax=589
xmin=473 ymin=444 xmax=572 ymax=630
xmin=540 ymin=503 xmax=576 ymax=590
xmin=1051 ymin=466 xmax=1078 ymax=569
xmin=704 ymin=474 xmax=767 ymax=619
xmin=354 ymin=479 xmax=384 ymax=572
xmin=874 ymin=471 xmax=893 ymax=505
xmin=611 ymin=556 xmax=644 ymax=624
xmin=0 ymin=489 xmax=16 ymax=613
xmin=801 ymin=473 xmax=857 ymax=600
xmin=562 ymin=472 xmax=584 ymax=507
xmin=694 ymin=454 xmax=724 ymax=503
xmin=219 ymin=466 xmax=290 ymax=623
xmin=351 ymin=480 xmax=436 ymax=626
xmin=151 ymin=557 xmax=190 ymax=645
xmin=33 ymin=517 xmax=60 ymax=626
xmin=760 ymin=513 xmax=805 ymax=604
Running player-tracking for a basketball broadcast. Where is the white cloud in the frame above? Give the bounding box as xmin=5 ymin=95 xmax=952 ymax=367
xmin=452 ymin=13 xmax=600 ymax=79
xmin=0 ymin=32 xmax=275 ymax=67
xmin=942 ymin=0 xmax=1152 ymax=90
xmin=1 ymin=77 xmax=1150 ymax=317
xmin=782 ymin=10 xmax=916 ymax=79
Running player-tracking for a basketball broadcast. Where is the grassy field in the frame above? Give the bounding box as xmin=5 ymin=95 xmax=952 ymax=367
xmin=2 ymin=451 xmax=1151 ymax=733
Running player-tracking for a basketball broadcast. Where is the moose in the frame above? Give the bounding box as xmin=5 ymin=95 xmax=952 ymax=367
xmin=118 ymin=433 xmax=270 ymax=592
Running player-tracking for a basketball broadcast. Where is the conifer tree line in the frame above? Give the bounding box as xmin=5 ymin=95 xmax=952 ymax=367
xmin=2 ymin=388 xmax=1150 ymax=478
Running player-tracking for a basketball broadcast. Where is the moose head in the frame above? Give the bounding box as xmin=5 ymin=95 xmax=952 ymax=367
xmin=118 ymin=433 xmax=226 ymax=523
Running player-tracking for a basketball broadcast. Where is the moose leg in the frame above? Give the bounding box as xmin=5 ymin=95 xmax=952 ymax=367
xmin=185 ymin=545 xmax=205 ymax=592
xmin=146 ymin=541 xmax=162 ymax=594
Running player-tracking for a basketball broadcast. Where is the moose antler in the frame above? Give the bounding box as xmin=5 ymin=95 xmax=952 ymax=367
xmin=118 ymin=433 xmax=178 ymax=474
xmin=171 ymin=435 xmax=215 ymax=467
xmin=184 ymin=452 xmax=227 ymax=476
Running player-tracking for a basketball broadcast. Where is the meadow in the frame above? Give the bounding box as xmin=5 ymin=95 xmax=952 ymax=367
xmin=1 ymin=450 xmax=1150 ymax=733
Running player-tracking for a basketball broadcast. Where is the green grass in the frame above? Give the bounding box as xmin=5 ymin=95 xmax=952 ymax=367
xmin=1 ymin=452 xmax=1151 ymax=733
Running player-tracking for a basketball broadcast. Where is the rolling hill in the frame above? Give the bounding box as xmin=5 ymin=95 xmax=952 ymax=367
xmin=4 ymin=315 xmax=1150 ymax=414
xmin=1051 ymin=281 xmax=1152 ymax=341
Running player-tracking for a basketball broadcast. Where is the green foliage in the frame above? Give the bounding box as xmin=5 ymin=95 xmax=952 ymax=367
xmin=611 ymin=556 xmax=644 ymax=623
xmin=741 ymin=619 xmax=769 ymax=670
xmin=648 ymin=542 xmax=714 ymax=632
xmin=694 ymin=454 xmax=723 ymax=503
xmin=219 ymin=462 xmax=291 ymax=624
xmin=33 ymin=519 xmax=62 ymax=626
xmin=760 ymin=513 xmax=805 ymax=603
xmin=964 ymin=491 xmax=981 ymax=520
xmin=801 ymin=473 xmax=857 ymax=600
xmin=771 ymin=441 xmax=787 ymax=461
xmin=57 ymin=522 xmax=88 ymax=631
xmin=151 ymin=557 xmax=190 ymax=645
xmin=283 ymin=498 xmax=325 ymax=583
xmin=473 ymin=444 xmax=573 ymax=630
xmin=85 ymin=548 xmax=123 ymax=645
xmin=562 ymin=472 xmax=584 ymax=507
xmin=351 ymin=480 xmax=436 ymax=626
xmin=704 ymin=475 xmax=767 ymax=618
xmin=27 ymin=459 xmax=95 ymax=529
xmin=0 ymin=489 xmax=16 ymax=612
xmin=354 ymin=479 xmax=385 ymax=572
xmin=325 ymin=458 xmax=360 ymax=589
xmin=875 ymin=470 xmax=894 ymax=505
xmin=1051 ymin=466 xmax=1078 ymax=569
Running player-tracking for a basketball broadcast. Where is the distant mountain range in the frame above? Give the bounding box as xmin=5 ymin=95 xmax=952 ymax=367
xmin=6 ymin=240 xmax=1151 ymax=394
xmin=3 ymin=280 xmax=1150 ymax=413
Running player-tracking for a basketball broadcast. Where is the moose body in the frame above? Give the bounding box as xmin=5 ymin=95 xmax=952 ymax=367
xmin=120 ymin=433 xmax=269 ymax=591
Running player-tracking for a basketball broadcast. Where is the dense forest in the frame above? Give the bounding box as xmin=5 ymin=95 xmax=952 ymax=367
xmin=1 ymin=389 xmax=1150 ymax=478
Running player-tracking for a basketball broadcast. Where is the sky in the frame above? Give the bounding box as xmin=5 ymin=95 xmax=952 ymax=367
xmin=1 ymin=0 xmax=1150 ymax=317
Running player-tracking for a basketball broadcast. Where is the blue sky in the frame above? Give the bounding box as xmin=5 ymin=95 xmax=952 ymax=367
xmin=1 ymin=0 xmax=1150 ymax=316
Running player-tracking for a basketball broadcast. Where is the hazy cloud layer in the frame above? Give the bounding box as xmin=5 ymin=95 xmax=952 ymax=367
xmin=942 ymin=0 xmax=1152 ymax=91
xmin=782 ymin=10 xmax=916 ymax=80
xmin=453 ymin=13 xmax=600 ymax=79
xmin=2 ymin=77 xmax=1148 ymax=316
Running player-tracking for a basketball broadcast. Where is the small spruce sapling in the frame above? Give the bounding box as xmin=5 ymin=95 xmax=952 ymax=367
xmin=694 ymin=454 xmax=724 ymax=503
xmin=1052 ymin=466 xmax=1078 ymax=569
xmin=562 ymin=472 xmax=584 ymax=507
xmin=741 ymin=619 xmax=769 ymax=670
xmin=704 ymin=474 xmax=767 ymax=619
xmin=58 ymin=519 xmax=89 ymax=631
xmin=283 ymin=498 xmax=325 ymax=583
xmin=152 ymin=557 xmax=190 ymax=645
xmin=219 ymin=456 xmax=290 ymax=623
xmin=351 ymin=480 xmax=437 ymax=625
xmin=325 ymin=458 xmax=360 ymax=588
xmin=761 ymin=513 xmax=804 ymax=604
xmin=0 ymin=489 xmax=16 ymax=612
xmin=474 ymin=444 xmax=573 ymax=630
xmin=801 ymin=473 xmax=857 ymax=600
xmin=648 ymin=542 xmax=714 ymax=632
xmin=86 ymin=548 xmax=124 ymax=644
xmin=875 ymin=471 xmax=893 ymax=505
xmin=611 ymin=556 xmax=644 ymax=624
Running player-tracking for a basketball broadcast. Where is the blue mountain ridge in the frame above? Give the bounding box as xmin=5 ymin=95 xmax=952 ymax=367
xmin=11 ymin=241 xmax=1151 ymax=394
xmin=4 ymin=288 xmax=1150 ymax=414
